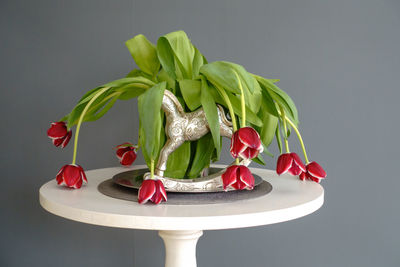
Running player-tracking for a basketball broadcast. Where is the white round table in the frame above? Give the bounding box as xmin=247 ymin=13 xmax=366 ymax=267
xmin=39 ymin=165 xmax=324 ymax=267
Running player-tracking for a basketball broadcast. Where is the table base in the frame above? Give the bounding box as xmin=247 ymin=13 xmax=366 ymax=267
xmin=159 ymin=230 xmax=203 ymax=267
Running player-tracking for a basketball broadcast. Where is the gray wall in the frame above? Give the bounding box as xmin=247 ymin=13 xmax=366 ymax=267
xmin=1 ymin=0 xmax=399 ymax=266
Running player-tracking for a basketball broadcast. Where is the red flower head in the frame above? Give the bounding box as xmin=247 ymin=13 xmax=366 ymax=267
xmin=115 ymin=142 xmax=137 ymax=166
xmin=138 ymin=179 xmax=167 ymax=204
xmin=56 ymin=164 xmax=87 ymax=189
xmin=300 ymin=161 xmax=327 ymax=183
xmin=221 ymin=165 xmax=255 ymax=190
xmin=276 ymin=153 xmax=306 ymax=176
xmin=230 ymin=127 xmax=263 ymax=160
xmin=47 ymin=122 xmax=72 ymax=148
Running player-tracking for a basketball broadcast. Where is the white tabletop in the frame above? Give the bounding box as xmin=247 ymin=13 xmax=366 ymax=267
xmin=39 ymin=165 xmax=324 ymax=231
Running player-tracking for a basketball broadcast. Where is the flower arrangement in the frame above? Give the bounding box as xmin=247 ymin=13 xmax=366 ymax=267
xmin=47 ymin=31 xmax=326 ymax=204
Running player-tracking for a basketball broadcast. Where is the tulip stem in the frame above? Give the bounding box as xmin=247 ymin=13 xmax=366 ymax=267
xmin=150 ymin=159 xmax=155 ymax=178
xmin=214 ymin=84 xmax=238 ymax=132
xmin=71 ymin=87 xmax=110 ymax=165
xmin=282 ymin=113 xmax=310 ymax=164
xmin=279 ymin=106 xmax=290 ymax=153
xmin=234 ymin=71 xmax=246 ymax=128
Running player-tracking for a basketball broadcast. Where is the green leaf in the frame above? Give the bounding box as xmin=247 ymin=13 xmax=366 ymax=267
xmin=157 ymin=69 xmax=176 ymax=89
xmin=138 ymin=82 xmax=166 ymax=159
xmin=116 ymin=83 xmax=147 ymax=100
xmin=186 ymin=133 xmax=215 ymax=178
xmin=192 ymin=46 xmax=205 ymax=77
xmin=125 ymin=34 xmax=160 ymax=76
xmin=163 ymin=141 xmax=191 ymax=179
xmin=200 ymin=62 xmax=241 ymax=94
xmin=157 ymin=31 xmax=197 ymax=80
xmin=125 ymin=69 xmax=154 ymax=80
xmin=255 ymin=75 xmax=299 ymax=125
xmin=259 ymin=112 xmax=278 ymax=147
xmin=253 ymin=153 xmax=265 ymax=165
xmin=179 ymin=79 xmax=201 ymax=111
xmin=200 ymin=78 xmax=221 ymax=157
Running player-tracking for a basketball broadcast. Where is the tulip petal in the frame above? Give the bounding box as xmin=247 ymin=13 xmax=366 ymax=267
xmin=307 ymin=162 xmax=326 ymax=179
xmin=290 ymin=153 xmax=306 ymax=172
xmin=238 ymin=166 xmax=254 ymax=190
xmin=120 ymin=150 xmax=137 ymax=166
xmin=52 ymin=137 xmax=64 ymax=147
xmin=63 ymin=165 xmax=81 ymax=187
xmin=299 ymin=172 xmax=306 ymax=181
xmin=156 ymin=180 xmax=167 ymax=202
xmin=221 ymin=165 xmax=239 ymax=190
xmin=61 ymin=131 xmax=72 ymax=148
xmin=288 ymin=164 xmax=302 ymax=176
xmin=138 ymin=180 xmax=156 ymax=204
xmin=276 ymin=153 xmax=293 ymax=175
xmin=237 ymin=127 xmax=261 ymax=149
xmin=47 ymin=122 xmax=68 ymax=138
xmin=230 ymin=132 xmax=247 ymax=158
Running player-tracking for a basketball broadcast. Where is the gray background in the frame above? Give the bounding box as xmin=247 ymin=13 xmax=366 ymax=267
xmin=1 ymin=0 xmax=399 ymax=266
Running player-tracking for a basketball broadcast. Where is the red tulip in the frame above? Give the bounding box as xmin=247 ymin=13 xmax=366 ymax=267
xmin=47 ymin=122 xmax=72 ymax=148
xmin=56 ymin=164 xmax=87 ymax=189
xmin=115 ymin=142 xmax=137 ymax=166
xmin=230 ymin=127 xmax=263 ymax=159
xmin=138 ymin=179 xmax=167 ymax=204
xmin=221 ymin=165 xmax=255 ymax=190
xmin=276 ymin=153 xmax=306 ymax=176
xmin=299 ymin=161 xmax=327 ymax=183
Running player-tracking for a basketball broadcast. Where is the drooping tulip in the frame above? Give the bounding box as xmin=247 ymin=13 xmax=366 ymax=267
xmin=115 ymin=142 xmax=137 ymax=166
xmin=300 ymin=161 xmax=327 ymax=183
xmin=230 ymin=127 xmax=263 ymax=160
xmin=47 ymin=121 xmax=72 ymax=148
xmin=276 ymin=153 xmax=306 ymax=176
xmin=56 ymin=164 xmax=87 ymax=189
xmin=138 ymin=179 xmax=167 ymax=204
xmin=221 ymin=165 xmax=255 ymax=190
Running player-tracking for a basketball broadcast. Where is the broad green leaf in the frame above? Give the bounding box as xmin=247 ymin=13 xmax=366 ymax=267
xmin=200 ymin=62 xmax=241 ymax=94
xmin=179 ymin=79 xmax=201 ymax=111
xmin=200 ymin=78 xmax=221 ymax=156
xmin=186 ymin=133 xmax=215 ymax=178
xmin=116 ymin=83 xmax=147 ymax=100
xmin=157 ymin=37 xmax=176 ymax=79
xmin=125 ymin=34 xmax=160 ymax=76
xmin=219 ymin=61 xmax=255 ymax=93
xmin=138 ymin=82 xmax=166 ymax=159
xmin=157 ymin=31 xmax=197 ymax=80
xmin=164 ymin=141 xmax=191 ymax=179
xmin=192 ymin=46 xmax=205 ymax=77
xmin=255 ymin=75 xmax=299 ymax=125
xmin=157 ymin=69 xmax=176 ymax=89
xmin=126 ymin=69 xmax=153 ymax=80
xmin=258 ymin=112 xmax=278 ymax=147
xmin=85 ymin=94 xmax=119 ymax=121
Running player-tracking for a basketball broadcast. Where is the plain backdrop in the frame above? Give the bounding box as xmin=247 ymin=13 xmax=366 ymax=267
xmin=1 ymin=0 xmax=399 ymax=266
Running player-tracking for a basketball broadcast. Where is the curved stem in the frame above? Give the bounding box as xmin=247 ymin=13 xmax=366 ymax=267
xmin=284 ymin=115 xmax=310 ymax=164
xmin=233 ymin=72 xmax=246 ymax=127
xmin=279 ymin=106 xmax=290 ymax=153
xmin=150 ymin=159 xmax=155 ymax=178
xmin=71 ymin=87 xmax=110 ymax=165
xmin=214 ymin=84 xmax=238 ymax=132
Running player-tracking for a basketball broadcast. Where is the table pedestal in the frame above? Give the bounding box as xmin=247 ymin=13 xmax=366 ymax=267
xmin=158 ymin=230 xmax=203 ymax=267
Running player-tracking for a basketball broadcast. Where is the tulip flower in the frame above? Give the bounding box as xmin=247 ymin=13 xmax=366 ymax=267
xmin=230 ymin=127 xmax=263 ymax=160
xmin=299 ymin=161 xmax=327 ymax=183
xmin=47 ymin=122 xmax=72 ymax=148
xmin=276 ymin=152 xmax=306 ymax=176
xmin=221 ymin=165 xmax=255 ymax=190
xmin=115 ymin=142 xmax=137 ymax=166
xmin=56 ymin=164 xmax=87 ymax=189
xmin=138 ymin=179 xmax=167 ymax=204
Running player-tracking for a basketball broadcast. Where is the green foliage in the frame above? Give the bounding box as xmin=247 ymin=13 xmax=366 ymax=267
xmin=61 ymin=30 xmax=301 ymax=179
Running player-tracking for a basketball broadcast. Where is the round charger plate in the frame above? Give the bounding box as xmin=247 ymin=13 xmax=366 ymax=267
xmin=112 ymin=168 xmax=264 ymax=192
